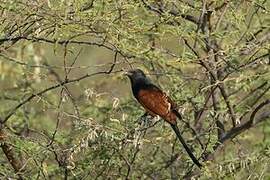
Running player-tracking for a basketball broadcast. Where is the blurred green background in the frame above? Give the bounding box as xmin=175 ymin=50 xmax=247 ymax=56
xmin=0 ymin=0 xmax=270 ymax=179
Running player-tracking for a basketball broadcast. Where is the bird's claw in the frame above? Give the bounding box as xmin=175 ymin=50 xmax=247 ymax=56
xmin=136 ymin=113 xmax=148 ymax=125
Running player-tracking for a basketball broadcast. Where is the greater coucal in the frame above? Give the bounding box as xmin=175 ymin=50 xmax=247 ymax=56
xmin=125 ymin=69 xmax=202 ymax=168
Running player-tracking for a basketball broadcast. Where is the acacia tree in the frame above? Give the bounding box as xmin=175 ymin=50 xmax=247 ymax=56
xmin=0 ymin=0 xmax=269 ymax=179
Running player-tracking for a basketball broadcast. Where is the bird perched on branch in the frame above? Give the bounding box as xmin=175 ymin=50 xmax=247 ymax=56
xmin=125 ymin=69 xmax=202 ymax=168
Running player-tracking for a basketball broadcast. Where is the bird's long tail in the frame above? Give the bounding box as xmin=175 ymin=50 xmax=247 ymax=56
xmin=170 ymin=124 xmax=202 ymax=168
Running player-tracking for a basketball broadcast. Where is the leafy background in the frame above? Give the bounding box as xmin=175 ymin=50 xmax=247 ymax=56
xmin=0 ymin=0 xmax=270 ymax=179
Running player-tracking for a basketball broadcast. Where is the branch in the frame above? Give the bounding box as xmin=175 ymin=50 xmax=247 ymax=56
xmin=0 ymin=36 xmax=114 ymax=51
xmin=0 ymin=124 xmax=23 ymax=179
xmin=210 ymin=79 xmax=225 ymax=139
xmin=218 ymin=84 xmax=237 ymax=127
xmin=235 ymin=0 xmax=267 ymax=46
xmin=203 ymin=99 xmax=270 ymax=160
xmin=0 ymin=53 xmax=59 ymax=69
xmin=0 ymin=36 xmax=134 ymax=59
xmin=235 ymin=82 xmax=268 ymax=106
xmin=140 ymin=0 xmax=199 ymax=24
xmin=249 ymin=99 xmax=270 ymax=124
xmin=1 ymin=69 xmax=121 ymax=124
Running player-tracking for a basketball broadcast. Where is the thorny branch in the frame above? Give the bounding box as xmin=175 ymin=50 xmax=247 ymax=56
xmin=1 ymin=70 xmax=121 ymax=125
xmin=205 ymin=99 xmax=270 ymax=161
xmin=0 ymin=123 xmax=23 ymax=179
xmin=0 ymin=0 xmax=269 ymax=178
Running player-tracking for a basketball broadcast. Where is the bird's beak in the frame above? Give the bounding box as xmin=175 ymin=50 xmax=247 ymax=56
xmin=123 ymin=71 xmax=132 ymax=77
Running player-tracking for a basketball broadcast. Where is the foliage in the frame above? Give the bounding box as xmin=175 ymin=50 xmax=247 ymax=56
xmin=0 ymin=0 xmax=270 ymax=179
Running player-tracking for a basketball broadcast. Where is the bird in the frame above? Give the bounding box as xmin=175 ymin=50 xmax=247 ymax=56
xmin=125 ymin=69 xmax=202 ymax=168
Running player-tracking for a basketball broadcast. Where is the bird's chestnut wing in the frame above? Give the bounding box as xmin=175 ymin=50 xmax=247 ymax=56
xmin=136 ymin=87 xmax=177 ymax=124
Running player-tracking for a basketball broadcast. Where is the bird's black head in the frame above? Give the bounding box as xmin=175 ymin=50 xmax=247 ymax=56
xmin=125 ymin=69 xmax=146 ymax=80
xmin=124 ymin=69 xmax=152 ymax=94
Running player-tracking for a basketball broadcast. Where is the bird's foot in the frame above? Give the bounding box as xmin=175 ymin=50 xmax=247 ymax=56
xmin=137 ymin=113 xmax=150 ymax=126
xmin=137 ymin=115 xmax=161 ymax=131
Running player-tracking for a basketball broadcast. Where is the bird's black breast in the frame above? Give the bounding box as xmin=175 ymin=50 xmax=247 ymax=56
xmin=128 ymin=74 xmax=156 ymax=99
xmin=131 ymin=80 xmax=159 ymax=100
xmin=132 ymin=81 xmax=148 ymax=98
